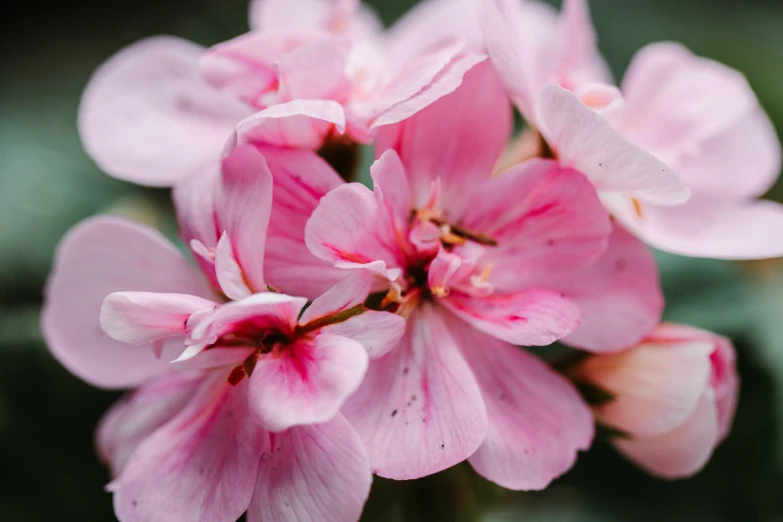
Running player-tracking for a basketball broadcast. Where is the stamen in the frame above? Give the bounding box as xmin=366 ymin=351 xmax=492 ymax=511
xmin=430 ymin=285 xmax=449 ymax=298
xmin=439 ymin=225 xmax=467 ymax=246
xmin=380 ymin=286 xmax=401 ymax=309
xmin=631 ymin=198 xmax=644 ymax=220
xmin=479 ymin=263 xmax=493 ymax=283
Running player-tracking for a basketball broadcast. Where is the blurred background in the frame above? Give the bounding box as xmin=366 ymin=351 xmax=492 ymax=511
xmin=2 ymin=0 xmax=783 ymax=520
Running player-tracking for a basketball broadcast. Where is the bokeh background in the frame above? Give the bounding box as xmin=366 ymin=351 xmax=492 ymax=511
xmin=2 ymin=0 xmax=783 ymax=520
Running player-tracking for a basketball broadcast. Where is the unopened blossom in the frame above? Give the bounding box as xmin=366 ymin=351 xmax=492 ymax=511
xmin=569 ymin=324 xmax=739 ymax=479
xmin=42 ymin=146 xmax=405 ymax=522
xmin=297 ymin=63 xmax=663 ymax=489
xmin=481 ymin=0 xmax=783 ymax=259
xmin=78 ymin=0 xmax=483 ymax=187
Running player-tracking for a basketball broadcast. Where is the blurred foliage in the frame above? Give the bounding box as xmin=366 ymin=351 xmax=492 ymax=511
xmin=2 ymin=0 xmax=783 ymax=520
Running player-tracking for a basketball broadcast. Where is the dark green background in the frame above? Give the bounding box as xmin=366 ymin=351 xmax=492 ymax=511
xmin=2 ymin=1 xmax=783 ymax=520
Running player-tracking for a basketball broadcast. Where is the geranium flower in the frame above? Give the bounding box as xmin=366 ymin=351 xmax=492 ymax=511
xmin=41 ymin=145 xmax=405 ymax=521
xmin=300 ymin=63 xmax=663 ymax=489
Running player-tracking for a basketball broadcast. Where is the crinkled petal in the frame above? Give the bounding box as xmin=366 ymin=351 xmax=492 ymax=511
xmin=537 ymin=84 xmax=690 ymax=205
xmin=97 ymin=372 xmax=204 ymax=477
xmin=112 ymin=374 xmax=269 ymax=522
xmin=247 ymin=414 xmax=372 ymax=522
xmin=453 ymin=318 xmax=593 ymax=490
xmin=216 ymin=145 xmax=274 ymax=292
xmin=41 ymin=216 xmax=212 ymax=389
xmin=276 ymin=38 xmax=353 ymax=102
xmin=100 ymin=292 xmax=216 ymax=345
xmin=248 ymin=334 xmax=369 ymax=432
xmin=343 ymin=304 xmax=487 ymax=479
xmin=249 ymin=0 xmax=382 ymax=41
xmin=78 ymin=36 xmax=248 ymax=187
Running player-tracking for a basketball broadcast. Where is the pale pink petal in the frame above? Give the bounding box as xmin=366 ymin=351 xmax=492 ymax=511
xmin=234 ymin=99 xmax=346 ymax=149
xmin=79 ymin=37 xmax=249 ymax=187
xmin=182 ymin=293 xmax=307 ymax=362
xmin=672 ymin=107 xmax=781 ymax=200
xmin=215 ymin=145 xmax=274 ymax=293
xmin=478 ymin=0 xmax=535 ymax=116
xmin=619 ymin=42 xmax=757 ymax=170
xmin=41 ymin=217 xmax=212 ymax=389
xmin=613 ymin=390 xmax=720 ymax=479
xmin=368 ymin=150 xmax=413 ymax=254
xmin=97 ymin=372 xmax=204 ymax=477
xmin=320 ymin=311 xmax=406 ymax=360
xmin=248 ymin=415 xmax=372 ymax=522
xmin=249 ymin=0 xmax=382 ymax=41
xmin=172 ymin=165 xmax=220 ymax=286
xmin=571 ymin=340 xmax=713 ymax=438
xmin=549 ymin=223 xmax=663 ymax=352
xmin=213 ymin=233 xmax=253 ymax=300
xmin=276 ymin=38 xmax=353 ymax=102
xmin=100 ymin=292 xmax=216 ymax=345
xmin=556 ymin=0 xmax=612 ymax=88
xmin=112 ymin=374 xmax=269 ymax=522
xmin=369 ymin=39 xmax=488 ymax=129
xmin=171 ymin=347 xmax=254 ymax=372
xmin=537 ymin=84 xmax=691 ymax=205
xmin=375 ymin=61 xmax=512 ymax=211
xmin=441 ymin=289 xmax=581 ymax=346
xmin=305 ymin=183 xmax=405 ymax=272
xmin=460 ymin=159 xmax=611 ymax=290
xmin=248 ymin=334 xmax=369 ymax=432
xmin=342 ymin=304 xmax=487 ymax=479
xmin=261 ymin=146 xmax=346 ymax=298
xmin=613 ymin=194 xmax=783 ymax=260
xmin=452 ymin=318 xmax=593 ymax=490
xmin=299 ymin=271 xmax=372 ymax=325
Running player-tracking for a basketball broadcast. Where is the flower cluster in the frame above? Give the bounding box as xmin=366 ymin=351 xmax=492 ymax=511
xmin=42 ymin=0 xmax=777 ymax=520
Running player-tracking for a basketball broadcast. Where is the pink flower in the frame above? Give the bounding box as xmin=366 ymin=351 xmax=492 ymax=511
xmin=300 ymin=62 xmax=663 ymax=489
xmin=481 ymin=0 xmax=783 ymax=259
xmin=41 ymin=145 xmax=405 ymax=521
xmin=78 ymin=0 xmax=484 ymax=187
xmin=569 ymin=324 xmax=739 ymax=479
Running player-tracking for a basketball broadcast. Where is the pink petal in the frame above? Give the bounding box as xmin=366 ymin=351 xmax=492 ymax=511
xmin=305 ymin=183 xmax=405 ymax=273
xmin=182 ymin=293 xmax=307 ymax=362
xmin=320 ymin=310 xmax=407 ymax=360
xmin=97 ymin=372 xmax=204 ymax=477
xmin=571 ymin=339 xmax=713 ymax=439
xmin=711 ymin=336 xmax=739 ymax=442
xmin=216 ymin=145 xmax=274 ymax=293
xmin=537 ymin=84 xmax=691 ymax=205
xmin=214 ymin=232 xmax=253 ymax=300
xmin=613 ymin=390 xmax=720 ymax=479
xmin=100 ymin=292 xmax=216 ymax=345
xmin=172 ymin=166 xmax=220 ymax=287
xmin=248 ymin=334 xmax=369 ymax=432
xmin=299 ymin=270 xmax=372 ymax=325
xmin=342 ymin=304 xmax=487 ymax=479
xmin=441 ymin=289 xmax=581 ymax=346
xmin=369 ymin=40 xmax=488 ymax=129
xmin=41 ymin=217 xmax=212 ymax=389
xmin=78 ymin=37 xmax=249 ymax=187
xmin=375 ymin=61 xmax=512 ymax=211
xmin=619 ymin=42 xmax=759 ymax=175
xmin=459 ymin=159 xmax=611 ymax=291
xmin=550 ymin=223 xmax=663 ymax=352
xmin=556 ymin=0 xmax=611 ymax=88
xmin=112 ymin=373 xmax=269 ymax=522
xmin=261 ymin=146 xmax=346 ymax=298
xmin=234 ymin=99 xmax=346 ymax=149
xmin=613 ymin=194 xmax=783 ymax=260
xmin=276 ymin=38 xmax=353 ymax=102
xmin=453 ymin=319 xmax=593 ymax=490
xmin=248 ymin=415 xmax=372 ymax=522
xmin=249 ymin=0 xmax=382 ymax=41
